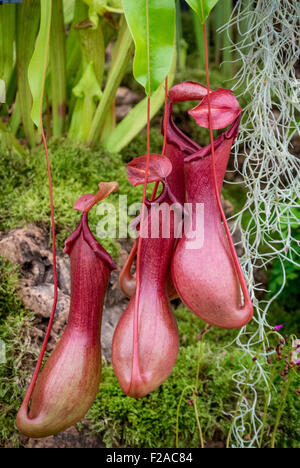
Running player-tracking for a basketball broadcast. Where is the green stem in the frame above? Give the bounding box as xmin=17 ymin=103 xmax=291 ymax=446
xmin=214 ymin=1 xmax=224 ymax=64
xmin=176 ymin=327 xmax=210 ymax=449
xmin=270 ymin=373 xmax=293 ymax=449
xmin=192 ymin=396 xmax=204 ymax=449
xmin=193 ymin=330 xmax=210 ymax=449
xmin=222 ymin=0 xmax=233 ymax=78
xmin=79 ymin=21 xmax=105 ymax=87
xmin=195 ymin=342 xmax=202 ymax=389
xmin=87 ymin=17 xmax=134 ymax=147
xmin=226 ymin=330 xmax=284 ymax=448
xmin=16 ymin=0 xmax=40 ymax=147
xmin=10 ymin=92 xmax=21 ymax=135
xmin=259 ymin=363 xmax=277 ymax=448
xmin=192 ymin=10 xmax=207 ymax=69
xmin=176 ymin=0 xmax=183 ymax=70
xmin=175 ymin=385 xmax=194 ymax=448
xmin=50 ymin=0 xmax=67 ymax=137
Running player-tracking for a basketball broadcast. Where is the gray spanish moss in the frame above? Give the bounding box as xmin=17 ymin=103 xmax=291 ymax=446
xmin=221 ymin=0 xmax=300 ymax=448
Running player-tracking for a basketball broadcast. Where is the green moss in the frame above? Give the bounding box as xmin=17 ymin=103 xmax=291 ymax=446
xmin=0 ymin=139 xmax=141 ymax=258
xmin=268 ymin=373 xmax=300 ymax=449
xmin=0 ymin=257 xmax=35 ymax=448
xmin=86 ymin=307 xmax=244 ymax=448
xmin=87 ymin=305 xmax=299 ymax=448
xmin=0 ymin=260 xmax=21 ymax=323
xmin=0 ymin=118 xmax=298 ymax=449
xmin=87 ymin=347 xmax=244 ymax=448
xmin=0 ymin=258 xmax=298 ymax=448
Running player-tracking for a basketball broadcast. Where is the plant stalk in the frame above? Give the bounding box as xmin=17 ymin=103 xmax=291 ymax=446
xmin=222 ymin=0 xmax=233 ymax=78
xmin=270 ymin=372 xmax=293 ymax=448
xmin=79 ymin=21 xmax=105 ymax=87
xmin=259 ymin=363 xmax=277 ymax=448
xmin=87 ymin=16 xmax=134 ymax=147
xmin=176 ymin=0 xmax=183 ymax=70
xmin=192 ymin=10 xmax=208 ymax=69
xmin=50 ymin=0 xmax=67 ymax=137
xmin=214 ymin=1 xmax=224 ymax=64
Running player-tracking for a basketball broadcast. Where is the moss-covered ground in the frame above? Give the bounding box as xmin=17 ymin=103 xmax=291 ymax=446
xmin=0 ymin=134 xmax=299 ymax=448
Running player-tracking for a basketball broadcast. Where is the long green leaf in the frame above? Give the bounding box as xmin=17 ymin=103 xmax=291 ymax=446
xmin=16 ymin=0 xmax=40 ymax=147
xmin=86 ymin=16 xmax=134 ymax=147
xmin=0 ymin=4 xmax=16 ymax=86
xmin=123 ymin=0 xmax=176 ymax=96
xmin=50 ymin=0 xmax=67 ymax=137
xmin=185 ymin=0 xmax=220 ymax=23
xmin=28 ymin=0 xmax=52 ymax=132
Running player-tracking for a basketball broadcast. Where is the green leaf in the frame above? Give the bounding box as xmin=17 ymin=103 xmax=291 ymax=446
xmin=16 ymin=0 xmax=40 ymax=147
xmin=69 ymin=62 xmax=102 ymax=141
xmin=87 ymin=16 xmax=133 ymax=147
xmin=63 ymin=0 xmax=75 ymax=24
xmin=73 ymin=62 xmax=102 ymax=100
xmin=0 ymin=4 xmax=16 ymax=85
xmin=28 ymin=0 xmax=52 ymax=132
xmin=185 ymin=0 xmax=220 ymax=23
xmin=123 ymin=0 xmax=176 ymax=96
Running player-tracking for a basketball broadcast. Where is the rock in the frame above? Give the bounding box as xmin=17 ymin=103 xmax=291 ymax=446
xmin=116 ymin=87 xmax=141 ymax=106
xmin=291 ymin=134 xmax=300 ymax=158
xmin=221 ymin=196 xmax=234 ymax=218
xmin=0 ymin=226 xmax=70 ymax=292
xmin=116 ymin=104 xmax=133 ymax=122
xmin=105 ymin=269 xmax=128 ymax=308
xmin=101 ymin=305 xmax=124 ymax=362
xmin=115 ymin=87 xmax=142 ymax=122
xmin=0 ymin=226 xmax=126 ymax=362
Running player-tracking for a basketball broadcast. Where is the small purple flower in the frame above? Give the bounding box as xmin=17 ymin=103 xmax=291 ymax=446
xmin=273 ymin=325 xmax=283 ymax=331
xmin=291 ymin=339 xmax=300 ymax=366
